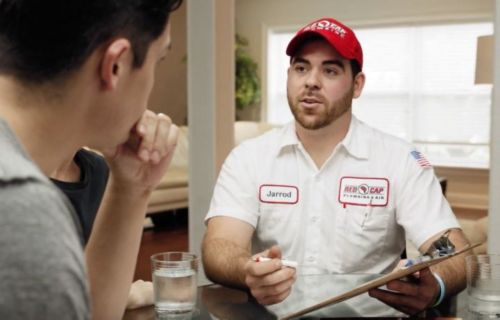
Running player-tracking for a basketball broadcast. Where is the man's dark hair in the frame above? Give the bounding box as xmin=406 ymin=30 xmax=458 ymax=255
xmin=350 ymin=60 xmax=361 ymax=79
xmin=0 ymin=0 xmax=182 ymax=84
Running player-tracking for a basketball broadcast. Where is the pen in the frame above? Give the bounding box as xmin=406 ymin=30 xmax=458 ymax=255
xmin=253 ymin=256 xmax=298 ymax=268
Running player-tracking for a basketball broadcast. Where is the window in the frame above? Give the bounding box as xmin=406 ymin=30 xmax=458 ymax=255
xmin=266 ymin=22 xmax=493 ymax=168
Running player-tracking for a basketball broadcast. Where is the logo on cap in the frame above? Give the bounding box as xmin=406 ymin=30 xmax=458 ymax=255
xmin=286 ymin=17 xmax=363 ymax=69
xmin=303 ymin=20 xmax=347 ymax=38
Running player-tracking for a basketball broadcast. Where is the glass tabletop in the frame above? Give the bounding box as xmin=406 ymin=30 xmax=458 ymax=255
xmin=265 ymin=273 xmax=404 ymax=318
xmin=124 ymin=273 xmax=410 ymax=319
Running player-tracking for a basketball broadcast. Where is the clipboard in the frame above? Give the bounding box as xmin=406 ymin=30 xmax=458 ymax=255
xmin=280 ymin=242 xmax=482 ymax=320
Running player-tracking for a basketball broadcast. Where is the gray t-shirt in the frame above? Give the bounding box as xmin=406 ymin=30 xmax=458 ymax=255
xmin=0 ymin=119 xmax=90 ymax=319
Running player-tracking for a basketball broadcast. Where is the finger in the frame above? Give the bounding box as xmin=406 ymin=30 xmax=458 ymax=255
xmin=134 ymin=109 xmax=154 ymax=138
xmin=258 ymin=286 xmax=293 ymax=305
xmin=165 ymin=124 xmax=179 ymax=157
xmin=155 ymin=113 xmax=173 ymax=157
xmin=368 ymin=287 xmax=425 ymax=312
xmin=419 ymin=268 xmax=435 ymax=286
xmin=253 ymin=277 xmax=294 ymax=300
xmin=245 ymin=259 xmax=283 ymax=279
xmin=251 ymin=248 xmax=273 ymax=261
xmin=136 ymin=111 xmax=157 ymax=162
xmin=251 ymin=245 xmax=281 ymax=260
xmin=418 ymin=268 xmax=441 ymax=305
xmin=150 ymin=114 xmax=173 ymax=164
xmin=135 ymin=111 xmax=149 ymax=137
xmin=124 ymin=129 xmax=142 ymax=153
xmin=126 ymin=280 xmax=154 ymax=309
xmin=267 ymin=245 xmax=282 ymax=259
xmin=394 ymin=259 xmax=406 ymax=270
xmin=253 ymin=276 xmax=296 ymax=305
xmin=248 ymin=266 xmax=295 ymax=288
xmin=386 ymin=279 xmax=419 ymax=296
xmin=369 ymin=289 xmax=412 ymax=313
xmin=155 ymin=124 xmax=178 ymax=169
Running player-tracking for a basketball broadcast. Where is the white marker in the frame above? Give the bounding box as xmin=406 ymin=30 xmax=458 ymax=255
xmin=253 ymin=256 xmax=298 ymax=268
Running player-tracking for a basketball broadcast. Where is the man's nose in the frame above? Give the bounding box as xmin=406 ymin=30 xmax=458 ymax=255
xmin=305 ymin=69 xmax=321 ymax=89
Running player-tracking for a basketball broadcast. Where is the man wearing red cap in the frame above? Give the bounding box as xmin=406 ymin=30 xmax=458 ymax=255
xmin=202 ymin=17 xmax=469 ymax=315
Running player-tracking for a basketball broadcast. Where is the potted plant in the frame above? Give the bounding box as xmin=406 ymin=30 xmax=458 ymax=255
xmin=235 ymin=34 xmax=261 ymax=118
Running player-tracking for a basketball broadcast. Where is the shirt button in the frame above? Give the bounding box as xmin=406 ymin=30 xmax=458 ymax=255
xmin=311 ymin=216 xmax=318 ymax=223
xmin=314 ymin=175 xmax=321 ymax=181
xmin=307 ymin=256 xmax=315 ymax=262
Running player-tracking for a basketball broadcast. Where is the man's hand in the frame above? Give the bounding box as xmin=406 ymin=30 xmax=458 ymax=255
xmin=126 ymin=280 xmax=153 ymax=310
xmin=244 ymin=246 xmax=296 ymax=305
xmin=102 ymin=110 xmax=178 ymax=193
xmin=368 ymin=267 xmax=439 ymax=315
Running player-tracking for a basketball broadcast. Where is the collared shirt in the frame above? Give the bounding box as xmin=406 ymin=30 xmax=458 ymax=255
xmin=206 ymin=116 xmax=460 ymax=274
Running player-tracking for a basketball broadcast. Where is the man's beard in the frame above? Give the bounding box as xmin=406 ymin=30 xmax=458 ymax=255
xmin=288 ymin=87 xmax=354 ymax=130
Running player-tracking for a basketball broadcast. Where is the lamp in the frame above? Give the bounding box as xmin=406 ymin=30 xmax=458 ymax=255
xmin=475 ymin=35 xmax=494 ymax=84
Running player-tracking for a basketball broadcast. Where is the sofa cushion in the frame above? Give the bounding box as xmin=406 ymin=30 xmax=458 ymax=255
xmin=157 ymin=168 xmax=188 ymax=189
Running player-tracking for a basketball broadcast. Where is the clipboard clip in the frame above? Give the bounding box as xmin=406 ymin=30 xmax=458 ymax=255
xmin=405 ymin=230 xmax=455 ymax=268
xmin=424 ymin=229 xmax=455 ymax=258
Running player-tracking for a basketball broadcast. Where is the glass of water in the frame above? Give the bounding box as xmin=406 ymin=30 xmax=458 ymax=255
xmin=466 ymin=254 xmax=500 ymax=319
xmin=151 ymin=252 xmax=198 ymax=318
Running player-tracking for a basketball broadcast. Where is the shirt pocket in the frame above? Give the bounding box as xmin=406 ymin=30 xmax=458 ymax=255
xmin=334 ymin=205 xmax=391 ymax=272
xmin=257 ymin=203 xmax=296 ymax=247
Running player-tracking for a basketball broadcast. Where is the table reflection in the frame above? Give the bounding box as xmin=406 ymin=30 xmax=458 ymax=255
xmin=201 ymin=274 xmax=404 ymax=319
xmin=124 ymin=274 xmax=410 ymax=319
xmin=267 ymin=274 xmax=404 ymax=318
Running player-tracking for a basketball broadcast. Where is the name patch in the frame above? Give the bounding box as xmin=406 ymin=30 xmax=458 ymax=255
xmin=338 ymin=177 xmax=389 ymax=206
xmin=259 ymin=184 xmax=299 ymax=204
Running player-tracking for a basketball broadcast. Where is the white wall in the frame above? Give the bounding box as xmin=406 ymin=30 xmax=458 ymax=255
xmin=149 ymin=1 xmax=187 ymax=125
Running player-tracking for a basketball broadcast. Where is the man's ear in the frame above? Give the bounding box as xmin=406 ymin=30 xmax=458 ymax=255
xmin=353 ymin=72 xmax=366 ymax=99
xmin=100 ymin=38 xmax=132 ymax=90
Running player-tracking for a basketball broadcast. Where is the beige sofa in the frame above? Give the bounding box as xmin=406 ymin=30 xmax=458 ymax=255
xmin=147 ymin=122 xmax=489 ymax=254
xmin=147 ymin=126 xmax=189 ymax=214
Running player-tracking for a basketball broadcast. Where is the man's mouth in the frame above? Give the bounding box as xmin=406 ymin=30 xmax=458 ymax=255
xmin=300 ymin=97 xmax=322 ymax=108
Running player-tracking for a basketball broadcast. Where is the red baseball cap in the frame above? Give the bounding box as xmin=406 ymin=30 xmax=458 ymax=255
xmin=286 ymin=17 xmax=363 ymax=70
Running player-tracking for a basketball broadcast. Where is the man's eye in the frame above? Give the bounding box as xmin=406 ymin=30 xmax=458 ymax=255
xmin=294 ymin=65 xmax=306 ymax=72
xmin=324 ymin=68 xmax=338 ymax=76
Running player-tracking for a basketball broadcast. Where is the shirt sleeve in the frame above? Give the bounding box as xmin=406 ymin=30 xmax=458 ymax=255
xmin=0 ymin=182 xmax=90 ymax=320
xmin=395 ymin=149 xmax=461 ymax=250
xmin=205 ymin=143 xmax=260 ymax=227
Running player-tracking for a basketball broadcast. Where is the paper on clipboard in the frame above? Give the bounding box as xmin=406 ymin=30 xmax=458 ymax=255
xmin=280 ymin=242 xmax=482 ymax=320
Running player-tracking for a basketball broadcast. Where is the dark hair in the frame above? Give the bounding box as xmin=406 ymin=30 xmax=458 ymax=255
xmin=350 ymin=60 xmax=361 ymax=79
xmin=0 ymin=0 xmax=182 ymax=84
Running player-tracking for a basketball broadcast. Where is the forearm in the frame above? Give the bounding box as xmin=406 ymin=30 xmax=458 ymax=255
xmin=85 ymin=176 xmax=150 ymax=320
xmin=202 ymin=236 xmax=251 ymax=289
xmin=430 ymin=229 xmax=470 ymax=296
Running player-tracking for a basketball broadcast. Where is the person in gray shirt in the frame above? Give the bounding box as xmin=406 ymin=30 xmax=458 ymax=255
xmin=0 ymin=0 xmax=182 ymax=319
xmin=0 ymin=121 xmax=90 ymax=319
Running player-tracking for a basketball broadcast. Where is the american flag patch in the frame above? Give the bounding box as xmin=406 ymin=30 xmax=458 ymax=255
xmin=410 ymin=150 xmax=431 ymax=168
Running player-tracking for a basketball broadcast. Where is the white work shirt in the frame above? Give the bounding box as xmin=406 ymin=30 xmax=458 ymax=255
xmin=206 ymin=116 xmax=460 ymax=274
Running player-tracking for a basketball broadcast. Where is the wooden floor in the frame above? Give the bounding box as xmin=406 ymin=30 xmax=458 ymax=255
xmin=133 ymin=211 xmax=189 ymax=281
